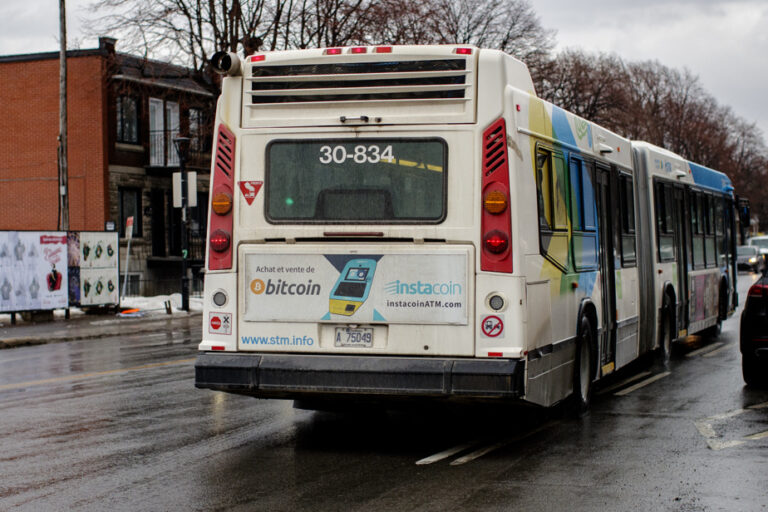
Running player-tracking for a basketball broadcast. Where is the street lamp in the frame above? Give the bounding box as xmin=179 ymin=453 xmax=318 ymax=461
xmin=173 ymin=136 xmax=191 ymax=312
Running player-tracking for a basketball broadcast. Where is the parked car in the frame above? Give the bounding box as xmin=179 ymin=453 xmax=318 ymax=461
xmin=737 ymin=245 xmax=765 ymax=273
xmin=740 ymin=272 xmax=768 ymax=386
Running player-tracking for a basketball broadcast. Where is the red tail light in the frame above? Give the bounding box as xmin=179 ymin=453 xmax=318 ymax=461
xmin=484 ymin=231 xmax=509 ymax=254
xmin=480 ymin=118 xmax=512 ymax=272
xmin=748 ymin=283 xmax=768 ymax=297
xmin=210 ymin=230 xmax=231 ymax=252
xmin=208 ymin=123 xmax=235 ymax=270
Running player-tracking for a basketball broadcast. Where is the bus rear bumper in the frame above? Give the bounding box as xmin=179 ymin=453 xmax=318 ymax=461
xmin=195 ymin=352 xmax=524 ymax=400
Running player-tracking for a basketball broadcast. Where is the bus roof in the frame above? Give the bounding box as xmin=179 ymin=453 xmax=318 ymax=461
xmin=688 ymin=161 xmax=734 ymax=195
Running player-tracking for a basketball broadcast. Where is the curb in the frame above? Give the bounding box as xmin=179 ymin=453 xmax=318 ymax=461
xmin=0 ymin=312 xmax=201 ymax=350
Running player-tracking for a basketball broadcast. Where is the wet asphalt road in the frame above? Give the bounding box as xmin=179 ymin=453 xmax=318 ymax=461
xmin=1 ymin=275 xmax=767 ymax=511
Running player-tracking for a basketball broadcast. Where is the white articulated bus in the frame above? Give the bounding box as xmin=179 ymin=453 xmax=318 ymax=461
xmin=633 ymin=142 xmax=738 ymax=360
xmin=195 ymin=45 xmax=737 ymax=409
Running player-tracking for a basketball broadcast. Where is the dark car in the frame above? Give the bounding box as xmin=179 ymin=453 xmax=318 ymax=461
xmin=740 ymin=272 xmax=768 ymax=386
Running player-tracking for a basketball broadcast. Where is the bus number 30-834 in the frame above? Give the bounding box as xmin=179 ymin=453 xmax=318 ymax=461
xmin=318 ymin=144 xmax=394 ymax=164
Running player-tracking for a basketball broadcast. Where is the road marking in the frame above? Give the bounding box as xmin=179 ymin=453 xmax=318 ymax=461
xmin=744 ymin=430 xmax=768 ymax=441
xmin=694 ymin=408 xmax=747 ymax=439
xmin=450 ymin=440 xmax=510 ymax=465
xmin=702 ymin=344 xmax=730 ymax=358
xmin=416 ymin=441 xmax=481 ymax=465
xmin=685 ymin=342 xmax=724 ymax=358
xmin=0 ymin=358 xmax=196 ymax=391
xmin=597 ymin=371 xmax=652 ymax=395
xmin=707 ymin=439 xmax=745 ymax=451
xmin=694 ymin=403 xmax=768 ymax=450
xmin=614 ymin=371 xmax=671 ymax=396
xmin=449 ymin=422 xmax=557 ymax=466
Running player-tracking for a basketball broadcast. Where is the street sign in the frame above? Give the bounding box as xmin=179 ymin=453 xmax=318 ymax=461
xmin=173 ymin=172 xmax=198 ymax=208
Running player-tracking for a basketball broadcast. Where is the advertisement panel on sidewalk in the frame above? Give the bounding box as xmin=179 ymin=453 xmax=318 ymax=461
xmin=67 ymin=231 xmax=120 ymax=307
xmin=243 ymin=252 xmax=468 ymax=325
xmin=0 ymin=231 xmax=69 ymax=313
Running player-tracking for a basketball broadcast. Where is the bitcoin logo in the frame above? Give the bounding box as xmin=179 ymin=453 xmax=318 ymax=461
xmin=250 ymin=278 xmax=265 ymax=294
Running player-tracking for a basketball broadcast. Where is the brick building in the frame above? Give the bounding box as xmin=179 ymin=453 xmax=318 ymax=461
xmin=0 ymin=38 xmax=215 ymax=295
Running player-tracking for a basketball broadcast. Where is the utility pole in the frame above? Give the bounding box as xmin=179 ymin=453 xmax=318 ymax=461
xmin=174 ymin=137 xmax=191 ymax=312
xmin=58 ymin=0 xmax=69 ymax=230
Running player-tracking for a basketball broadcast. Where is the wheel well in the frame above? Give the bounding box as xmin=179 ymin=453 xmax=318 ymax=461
xmin=578 ymin=301 xmax=599 ymax=380
xmin=719 ymin=277 xmax=729 ymax=320
xmin=663 ymin=284 xmax=676 ymax=330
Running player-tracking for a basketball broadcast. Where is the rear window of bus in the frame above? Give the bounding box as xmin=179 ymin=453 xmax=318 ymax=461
xmin=265 ymin=138 xmax=447 ymax=223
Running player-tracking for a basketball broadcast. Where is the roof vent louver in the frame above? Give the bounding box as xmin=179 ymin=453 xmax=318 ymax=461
xmin=248 ymin=58 xmax=469 ymax=104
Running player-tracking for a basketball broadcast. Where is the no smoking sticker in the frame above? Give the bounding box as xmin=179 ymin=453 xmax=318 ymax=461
xmin=481 ymin=315 xmax=504 ymax=338
xmin=209 ymin=312 xmax=232 ymax=335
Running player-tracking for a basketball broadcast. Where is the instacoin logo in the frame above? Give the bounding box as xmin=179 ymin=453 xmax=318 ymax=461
xmin=250 ymin=279 xmax=265 ymax=294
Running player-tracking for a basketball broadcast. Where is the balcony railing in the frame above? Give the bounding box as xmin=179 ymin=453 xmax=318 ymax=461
xmin=149 ymin=130 xmax=180 ymax=167
xmin=149 ymin=130 xmax=211 ymax=168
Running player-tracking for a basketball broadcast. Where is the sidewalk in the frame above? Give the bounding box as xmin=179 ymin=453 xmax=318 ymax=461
xmin=0 ymin=295 xmax=203 ymax=349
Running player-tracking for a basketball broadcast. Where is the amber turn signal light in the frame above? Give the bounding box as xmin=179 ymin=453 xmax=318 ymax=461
xmin=211 ymin=192 xmax=233 ymax=215
xmin=483 ymin=190 xmax=508 ymax=214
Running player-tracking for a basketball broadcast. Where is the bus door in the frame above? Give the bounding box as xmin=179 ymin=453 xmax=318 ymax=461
xmin=595 ymin=164 xmax=617 ymax=370
xmin=672 ymin=185 xmax=689 ymax=331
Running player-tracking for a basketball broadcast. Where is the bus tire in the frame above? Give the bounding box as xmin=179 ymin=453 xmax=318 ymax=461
xmin=660 ymin=304 xmax=672 ymax=362
xmin=569 ymin=316 xmax=594 ymax=415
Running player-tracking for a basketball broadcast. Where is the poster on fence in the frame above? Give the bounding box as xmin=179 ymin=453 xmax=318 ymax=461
xmin=0 ymin=231 xmax=69 ymax=313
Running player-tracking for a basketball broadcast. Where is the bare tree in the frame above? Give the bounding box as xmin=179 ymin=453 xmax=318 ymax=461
xmin=87 ymin=0 xmax=279 ymax=73
xmin=88 ymin=0 xmax=555 ymax=76
xmin=430 ymin=0 xmax=555 ymax=77
xmin=536 ymin=50 xmax=628 ymax=130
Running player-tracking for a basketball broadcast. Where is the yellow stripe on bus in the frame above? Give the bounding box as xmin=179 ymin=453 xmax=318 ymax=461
xmin=380 ymin=158 xmax=444 ymax=173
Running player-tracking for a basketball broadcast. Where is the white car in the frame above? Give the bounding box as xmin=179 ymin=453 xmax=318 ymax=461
xmin=748 ymin=236 xmax=768 ymax=256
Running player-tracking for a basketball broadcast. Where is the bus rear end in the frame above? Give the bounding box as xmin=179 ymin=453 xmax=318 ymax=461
xmin=195 ymin=45 xmax=532 ymax=403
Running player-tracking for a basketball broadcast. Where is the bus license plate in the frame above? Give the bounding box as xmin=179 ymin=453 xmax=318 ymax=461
xmin=334 ymin=327 xmax=373 ymax=348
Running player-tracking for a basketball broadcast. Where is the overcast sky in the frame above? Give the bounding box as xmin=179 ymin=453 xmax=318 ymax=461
xmin=1 ymin=0 xmax=766 ymax=144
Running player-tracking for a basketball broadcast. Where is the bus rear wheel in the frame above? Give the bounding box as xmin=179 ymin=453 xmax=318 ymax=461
xmin=569 ymin=316 xmax=594 ymax=415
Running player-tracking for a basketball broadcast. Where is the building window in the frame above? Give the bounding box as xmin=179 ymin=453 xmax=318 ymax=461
xmin=189 ymin=108 xmax=203 ymax=152
xmin=119 ymin=187 xmax=142 ymax=238
xmin=116 ymin=96 xmax=138 ymax=144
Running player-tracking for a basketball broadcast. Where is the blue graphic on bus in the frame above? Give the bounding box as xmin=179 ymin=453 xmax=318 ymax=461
xmin=329 ymin=258 xmax=377 ymax=316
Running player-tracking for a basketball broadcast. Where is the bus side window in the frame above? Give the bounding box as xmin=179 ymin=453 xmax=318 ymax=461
xmin=691 ymin=191 xmax=705 ymax=269
xmin=704 ymin=195 xmax=717 ymax=268
xmin=570 ymin=158 xmax=598 ymax=272
xmin=536 ymin=146 xmax=569 ymax=272
xmin=552 ymin=155 xmax=568 ymax=230
xmin=536 ymin=150 xmax=553 ymax=231
xmin=654 ymin=181 xmax=675 ymax=262
xmin=619 ymin=174 xmax=637 ymax=266
xmin=715 ymin=197 xmax=726 ymax=266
